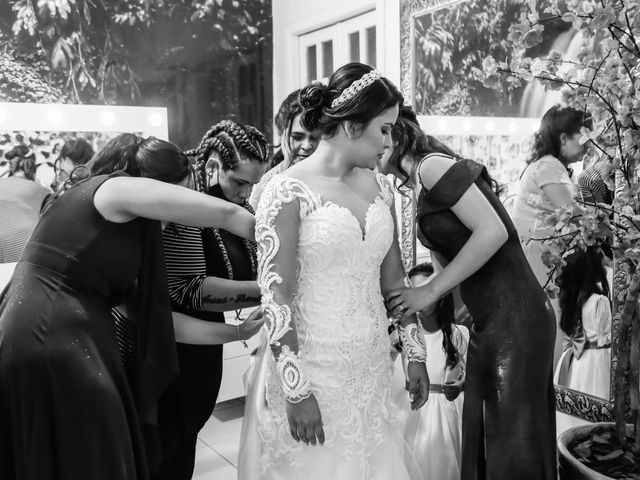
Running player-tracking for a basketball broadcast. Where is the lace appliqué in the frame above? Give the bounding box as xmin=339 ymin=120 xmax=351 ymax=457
xmin=398 ymin=323 xmax=427 ymax=363
xmin=254 ymin=173 xmax=398 ymax=479
xmin=256 ymin=176 xmax=320 ymax=347
xmin=277 ymin=345 xmax=312 ymax=402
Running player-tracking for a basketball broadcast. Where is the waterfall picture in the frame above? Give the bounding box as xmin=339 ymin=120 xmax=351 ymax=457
xmin=412 ymin=0 xmax=578 ymax=118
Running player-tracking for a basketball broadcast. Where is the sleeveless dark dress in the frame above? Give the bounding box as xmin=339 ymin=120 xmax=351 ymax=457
xmin=0 ymin=175 xmax=178 ymax=480
xmin=154 ymin=184 xmax=255 ymax=480
xmin=417 ymin=159 xmax=557 ymax=480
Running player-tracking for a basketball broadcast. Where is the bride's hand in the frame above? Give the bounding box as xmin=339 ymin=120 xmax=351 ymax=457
xmin=286 ymin=394 xmax=325 ymax=446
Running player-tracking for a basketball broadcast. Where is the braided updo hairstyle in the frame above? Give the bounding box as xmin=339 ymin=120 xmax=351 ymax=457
xmin=298 ymin=62 xmax=403 ymax=137
xmin=185 ymin=120 xmax=269 ymax=194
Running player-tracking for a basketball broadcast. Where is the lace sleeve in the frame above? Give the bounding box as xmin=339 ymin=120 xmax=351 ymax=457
xmin=256 ymin=175 xmax=313 ymax=403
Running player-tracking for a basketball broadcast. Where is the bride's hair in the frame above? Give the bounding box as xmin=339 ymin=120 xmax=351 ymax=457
xmin=298 ymin=62 xmax=403 ymax=137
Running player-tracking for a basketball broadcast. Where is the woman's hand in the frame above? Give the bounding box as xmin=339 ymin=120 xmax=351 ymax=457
xmin=285 ymin=394 xmax=325 ymax=446
xmin=238 ymin=308 xmax=264 ymax=340
xmin=443 ymin=378 xmax=464 ymax=402
xmin=386 ymin=285 xmax=438 ymax=321
xmin=407 ymin=361 xmax=429 ymax=410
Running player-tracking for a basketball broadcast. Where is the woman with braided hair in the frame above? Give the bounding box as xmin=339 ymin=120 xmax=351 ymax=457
xmin=153 ymin=119 xmax=269 ymax=480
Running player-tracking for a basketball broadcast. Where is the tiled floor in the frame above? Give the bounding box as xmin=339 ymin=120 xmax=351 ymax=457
xmin=193 ymin=398 xmax=245 ymax=479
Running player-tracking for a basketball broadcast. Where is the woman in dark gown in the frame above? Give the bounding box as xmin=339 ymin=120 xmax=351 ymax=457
xmin=0 ymin=137 xmax=256 ymax=480
xmin=154 ymin=120 xmax=268 ymax=480
xmin=382 ymin=107 xmax=557 ymax=480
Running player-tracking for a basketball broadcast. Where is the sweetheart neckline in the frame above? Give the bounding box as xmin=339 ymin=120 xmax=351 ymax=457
xmin=281 ymin=175 xmax=388 ymax=242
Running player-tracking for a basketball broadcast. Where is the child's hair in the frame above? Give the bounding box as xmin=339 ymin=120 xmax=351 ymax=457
xmin=407 ymin=262 xmax=434 ymax=280
xmin=408 ymin=262 xmax=458 ymax=369
xmin=436 ymin=294 xmax=460 ymax=370
xmin=557 ymin=246 xmax=609 ymax=337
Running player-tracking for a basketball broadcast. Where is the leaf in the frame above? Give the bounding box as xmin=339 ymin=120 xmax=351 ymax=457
xmin=573 ymin=440 xmax=592 ymax=459
xmin=594 ymin=449 xmax=624 ymax=461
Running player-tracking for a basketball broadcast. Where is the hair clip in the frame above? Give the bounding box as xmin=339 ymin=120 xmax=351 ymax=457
xmin=331 ymin=70 xmax=382 ymax=109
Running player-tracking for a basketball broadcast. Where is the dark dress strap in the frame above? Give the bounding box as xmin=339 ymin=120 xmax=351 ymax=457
xmin=420 ymin=159 xmax=488 ymax=214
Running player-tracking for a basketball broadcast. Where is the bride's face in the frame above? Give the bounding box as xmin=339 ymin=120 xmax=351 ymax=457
xmin=348 ymin=105 xmax=399 ymax=170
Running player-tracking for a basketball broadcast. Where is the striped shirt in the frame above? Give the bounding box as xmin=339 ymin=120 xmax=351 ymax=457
xmin=577 ymin=164 xmax=612 ymax=205
xmin=162 ymin=223 xmax=208 ymax=311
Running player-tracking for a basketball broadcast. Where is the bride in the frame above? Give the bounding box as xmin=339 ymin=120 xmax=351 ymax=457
xmin=238 ymin=63 xmax=429 ymax=480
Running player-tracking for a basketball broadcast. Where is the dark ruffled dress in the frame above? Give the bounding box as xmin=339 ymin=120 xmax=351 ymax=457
xmin=0 ymin=175 xmax=178 ymax=480
xmin=416 ymin=158 xmax=557 ymax=480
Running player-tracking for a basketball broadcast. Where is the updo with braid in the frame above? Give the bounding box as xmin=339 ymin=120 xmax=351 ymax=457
xmin=299 ymin=62 xmax=403 ymax=137
xmin=185 ymin=120 xmax=269 ymax=193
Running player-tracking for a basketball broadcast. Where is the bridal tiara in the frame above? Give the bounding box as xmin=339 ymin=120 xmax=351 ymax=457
xmin=330 ymin=69 xmax=382 ymax=109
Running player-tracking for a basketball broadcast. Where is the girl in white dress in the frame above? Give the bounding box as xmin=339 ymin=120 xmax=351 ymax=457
xmin=553 ymin=246 xmax=611 ymax=434
xmin=238 ymin=63 xmax=429 ymax=480
xmin=392 ymin=265 xmax=469 ymax=480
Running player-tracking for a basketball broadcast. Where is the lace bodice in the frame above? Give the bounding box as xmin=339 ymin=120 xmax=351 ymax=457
xmin=254 ymin=172 xmax=401 ymax=478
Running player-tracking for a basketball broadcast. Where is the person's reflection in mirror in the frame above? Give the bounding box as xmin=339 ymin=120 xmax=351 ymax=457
xmin=553 ymin=246 xmax=612 ymax=434
xmin=0 ymin=145 xmax=49 ymax=263
xmin=52 ymin=138 xmax=95 ymax=190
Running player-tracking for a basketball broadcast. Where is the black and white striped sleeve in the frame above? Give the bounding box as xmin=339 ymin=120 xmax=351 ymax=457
xmin=162 ymin=223 xmax=207 ymax=311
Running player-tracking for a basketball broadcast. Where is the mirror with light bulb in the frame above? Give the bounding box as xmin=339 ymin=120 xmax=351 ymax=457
xmin=0 ymin=103 xmax=167 ymax=269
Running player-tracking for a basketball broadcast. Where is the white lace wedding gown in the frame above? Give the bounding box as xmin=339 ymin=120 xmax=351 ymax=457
xmin=238 ymin=173 xmax=416 ymax=480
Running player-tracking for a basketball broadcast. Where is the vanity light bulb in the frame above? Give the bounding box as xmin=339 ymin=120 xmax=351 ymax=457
xmin=485 ymin=121 xmax=495 ymax=132
xmin=508 ymin=121 xmax=518 ymax=133
xmin=437 ymin=120 xmax=448 ymax=132
xmin=149 ymin=112 xmax=164 ymax=127
xmin=462 ymin=120 xmax=471 ymax=132
xmin=101 ymin=111 xmax=116 ymax=126
xmin=48 ymin=110 xmax=64 ymax=126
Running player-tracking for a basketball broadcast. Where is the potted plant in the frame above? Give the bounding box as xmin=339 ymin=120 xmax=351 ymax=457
xmin=476 ymin=0 xmax=640 ymax=477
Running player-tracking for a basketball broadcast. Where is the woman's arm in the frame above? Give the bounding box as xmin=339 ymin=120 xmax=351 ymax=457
xmin=541 ymin=183 xmax=579 ymax=209
xmin=93 ymin=176 xmax=255 ymax=240
xmin=199 ymin=277 xmax=261 ymax=311
xmin=173 ymin=308 xmax=263 ymax=344
xmin=422 ymin=156 xmax=507 ymax=301
xmin=163 ymin=224 xmax=261 ymax=313
xmin=387 ymin=155 xmax=508 ymax=317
